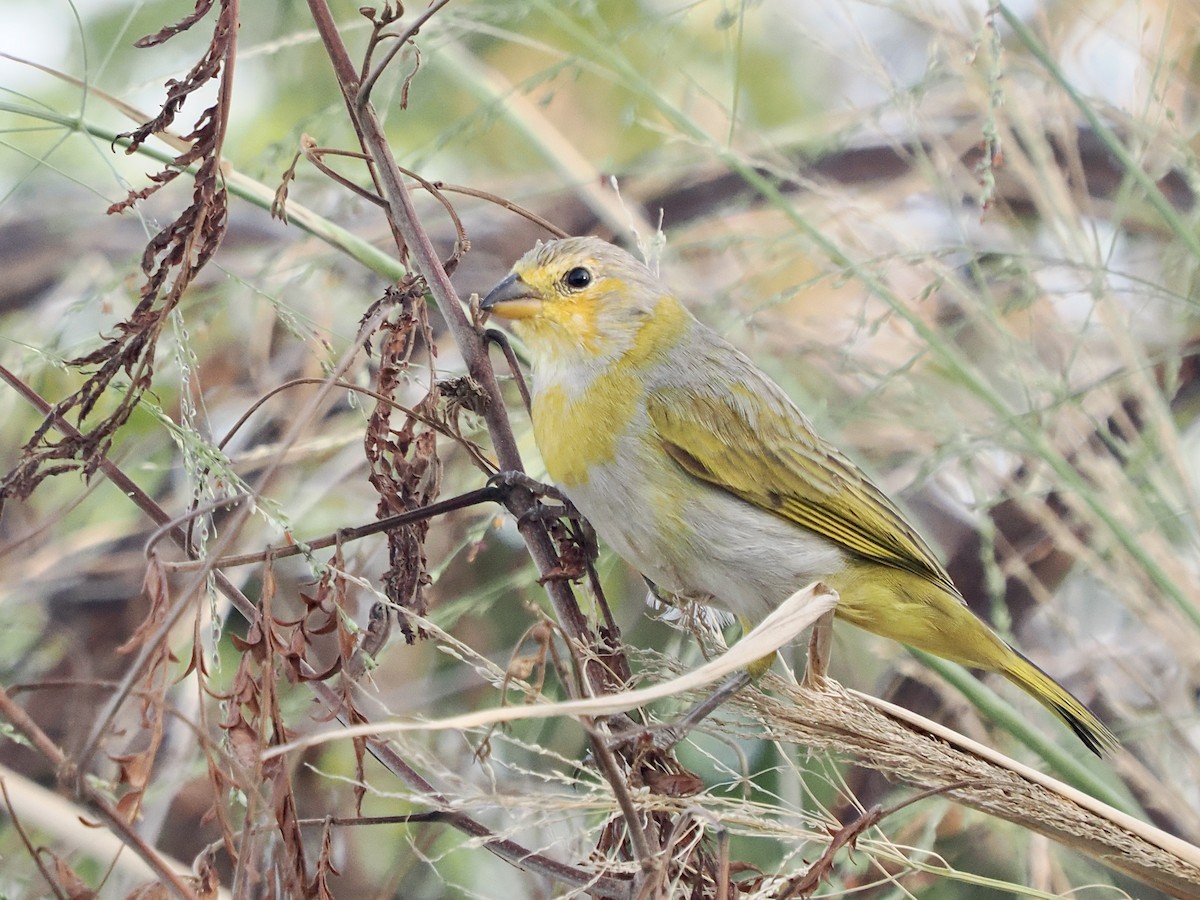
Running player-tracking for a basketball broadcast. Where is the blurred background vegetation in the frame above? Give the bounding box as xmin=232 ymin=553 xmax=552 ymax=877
xmin=1 ymin=0 xmax=1199 ymax=897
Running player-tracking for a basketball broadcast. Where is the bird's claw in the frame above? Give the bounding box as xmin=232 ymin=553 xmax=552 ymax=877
xmin=488 ymin=471 xmax=598 ymax=560
xmin=517 ymin=504 xmax=574 ymax=527
xmin=488 ymin=470 xmax=568 ymax=504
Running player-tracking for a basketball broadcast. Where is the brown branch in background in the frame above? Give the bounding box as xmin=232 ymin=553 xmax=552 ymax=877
xmin=0 ymin=684 xmax=200 ymax=899
xmin=306 ymin=147 xmax=472 ymax=273
xmin=356 ymin=3 xmax=400 ymax=83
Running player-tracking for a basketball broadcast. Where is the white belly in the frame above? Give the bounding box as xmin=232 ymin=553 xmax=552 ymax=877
xmin=564 ymin=434 xmax=847 ymax=623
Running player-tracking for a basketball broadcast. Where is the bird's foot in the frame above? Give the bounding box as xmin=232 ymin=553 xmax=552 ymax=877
xmin=488 ymin=470 xmax=568 ymax=504
xmin=488 ymin=471 xmax=584 ymax=525
xmin=489 ymin=471 xmax=598 ymax=566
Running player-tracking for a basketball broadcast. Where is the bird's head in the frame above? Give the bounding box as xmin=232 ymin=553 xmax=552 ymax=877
xmin=481 ymin=237 xmax=681 ymax=370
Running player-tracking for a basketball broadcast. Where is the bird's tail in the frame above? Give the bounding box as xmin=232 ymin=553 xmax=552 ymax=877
xmin=1000 ymin=649 xmax=1118 ymax=756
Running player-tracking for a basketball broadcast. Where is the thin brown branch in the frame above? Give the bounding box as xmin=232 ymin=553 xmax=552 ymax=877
xmin=305 ymin=677 xmax=633 ymax=898
xmin=295 ymin=138 xmax=568 ymax=247
xmin=216 ymin=375 xmax=494 ymax=472
xmin=589 ymin=715 xmax=656 ymax=875
xmin=286 ymin=806 xmax=631 ymax=896
xmin=484 ymin=328 xmax=533 ymax=415
xmin=166 ymin=485 xmax=505 ymax=571
xmin=429 ymin=181 xmax=571 ymax=238
xmin=0 ymin=685 xmax=200 ymax=899
xmin=777 ymin=780 xmax=987 ymax=898
xmin=144 ymin=493 xmax=249 ymax=558
xmin=301 ymin=140 xmax=383 ymax=206
xmin=355 ymin=0 xmax=452 ymax=110
xmin=0 ymin=779 xmax=67 ymax=900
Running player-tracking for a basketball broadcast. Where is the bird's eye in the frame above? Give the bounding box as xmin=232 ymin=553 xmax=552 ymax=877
xmin=564 ymin=267 xmax=592 ymax=289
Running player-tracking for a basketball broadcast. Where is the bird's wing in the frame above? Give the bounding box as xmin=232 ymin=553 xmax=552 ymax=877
xmin=646 ymin=383 xmax=957 ymax=593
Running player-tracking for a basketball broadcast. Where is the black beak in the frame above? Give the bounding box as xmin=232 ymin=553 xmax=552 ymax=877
xmin=480 ymin=273 xmax=542 ymax=320
xmin=481 ymin=273 xmax=526 ymax=310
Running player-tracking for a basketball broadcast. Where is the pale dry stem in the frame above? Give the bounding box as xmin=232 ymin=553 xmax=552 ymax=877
xmin=747 ymin=677 xmax=1200 ymax=899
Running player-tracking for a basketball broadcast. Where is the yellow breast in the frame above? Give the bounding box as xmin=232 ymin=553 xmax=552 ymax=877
xmin=527 ymin=294 xmax=690 ymax=488
xmin=531 ymin=369 xmax=640 ymax=488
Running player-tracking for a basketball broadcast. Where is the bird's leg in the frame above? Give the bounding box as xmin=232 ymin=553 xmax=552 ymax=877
xmin=669 ymin=668 xmax=754 ymax=736
xmin=489 ymin=471 xmax=599 ymax=580
xmin=489 ymin=471 xmax=595 ymax=542
xmin=617 ymin=609 xmax=834 ymax=752
xmin=488 ymin=470 xmax=580 ymax=526
xmin=802 ymin=609 xmax=835 ymax=688
xmin=487 ymin=470 xmax=570 ymax=505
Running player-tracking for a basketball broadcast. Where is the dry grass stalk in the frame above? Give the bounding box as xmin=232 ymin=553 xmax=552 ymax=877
xmin=748 ymin=678 xmax=1200 ymax=898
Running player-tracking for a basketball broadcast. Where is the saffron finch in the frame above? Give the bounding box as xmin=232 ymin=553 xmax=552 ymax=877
xmin=482 ymin=236 xmax=1115 ymax=755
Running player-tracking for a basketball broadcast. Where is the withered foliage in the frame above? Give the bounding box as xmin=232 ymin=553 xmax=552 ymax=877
xmin=0 ymin=0 xmax=235 ymax=511
xmin=97 ymin=556 xmax=179 ymax=833
xmin=363 ymin=277 xmax=443 ymax=644
xmin=219 ymin=562 xmax=314 ymax=897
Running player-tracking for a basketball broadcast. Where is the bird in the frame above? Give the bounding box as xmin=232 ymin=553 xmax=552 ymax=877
xmin=480 ymin=235 xmax=1116 ymax=755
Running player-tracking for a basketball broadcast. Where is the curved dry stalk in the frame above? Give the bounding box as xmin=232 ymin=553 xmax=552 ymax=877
xmin=262 ymin=583 xmax=841 ymax=759
xmin=748 ymin=678 xmax=1200 ymax=899
xmin=0 ymin=689 xmax=202 ymax=899
xmin=0 ymin=764 xmax=228 ymax=899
